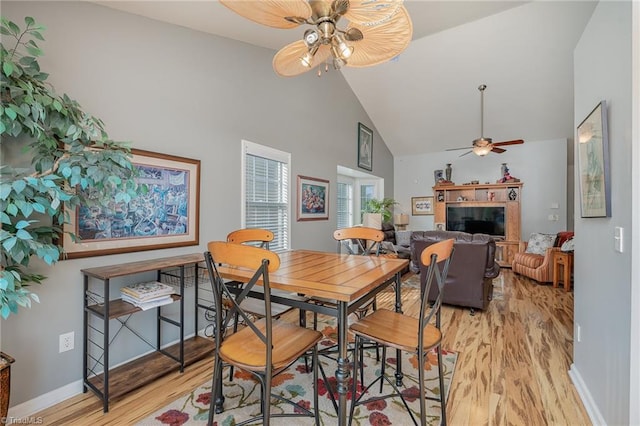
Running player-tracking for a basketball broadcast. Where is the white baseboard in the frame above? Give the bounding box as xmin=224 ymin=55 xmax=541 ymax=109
xmin=6 ymin=330 xmax=207 ymax=420
xmin=7 ymin=380 xmax=83 ymax=422
xmin=569 ymin=363 xmax=606 ymax=426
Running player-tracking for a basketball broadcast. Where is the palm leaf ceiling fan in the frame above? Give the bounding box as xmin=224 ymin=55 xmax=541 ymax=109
xmin=448 ymin=84 xmax=524 ymax=156
xmin=219 ymin=0 xmax=413 ymax=77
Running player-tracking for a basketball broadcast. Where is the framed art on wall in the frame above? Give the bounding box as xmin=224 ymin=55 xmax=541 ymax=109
xmin=411 ymin=196 xmax=434 ymax=215
xmin=577 ymin=100 xmax=611 ymax=217
xmin=297 ymin=175 xmax=329 ymax=221
xmin=357 ymin=122 xmax=373 ymax=171
xmin=63 ymin=149 xmax=201 ymax=258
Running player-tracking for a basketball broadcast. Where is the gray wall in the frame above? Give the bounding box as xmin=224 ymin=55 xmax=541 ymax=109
xmin=0 ymin=1 xmax=395 ymax=407
xmin=394 ymin=138 xmax=568 ymax=238
xmin=573 ymin=1 xmax=633 ymax=424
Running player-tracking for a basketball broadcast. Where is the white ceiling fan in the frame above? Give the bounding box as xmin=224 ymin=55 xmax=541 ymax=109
xmin=448 ymin=84 xmax=524 ymax=156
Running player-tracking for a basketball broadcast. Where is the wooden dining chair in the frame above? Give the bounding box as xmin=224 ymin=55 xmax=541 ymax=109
xmin=226 ymin=228 xmax=274 ymax=248
xmin=204 ymin=241 xmax=323 ymax=426
xmin=348 ymin=238 xmax=455 ymax=426
xmin=312 ymin=226 xmax=385 ymax=331
xmin=224 ymin=228 xmax=309 ymax=379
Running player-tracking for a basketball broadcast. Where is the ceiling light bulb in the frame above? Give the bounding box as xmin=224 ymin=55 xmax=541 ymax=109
xmin=334 ymin=34 xmax=353 ymax=59
xmin=333 ymin=56 xmax=345 ymax=70
xmin=303 ymin=29 xmax=319 ymax=47
xmin=300 ymin=45 xmax=319 ymax=68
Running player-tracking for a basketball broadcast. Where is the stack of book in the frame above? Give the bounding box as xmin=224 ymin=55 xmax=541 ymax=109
xmin=121 ymin=281 xmax=175 ymax=310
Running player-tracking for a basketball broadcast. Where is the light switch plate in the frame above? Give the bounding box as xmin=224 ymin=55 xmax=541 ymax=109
xmin=614 ymin=226 xmax=624 ymax=253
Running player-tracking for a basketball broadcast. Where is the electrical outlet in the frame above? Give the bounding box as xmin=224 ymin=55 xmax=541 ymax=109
xmin=59 ymin=331 xmax=74 ymax=353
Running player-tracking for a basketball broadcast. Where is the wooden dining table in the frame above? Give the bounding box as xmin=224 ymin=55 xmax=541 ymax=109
xmin=212 ymin=249 xmax=409 ymax=426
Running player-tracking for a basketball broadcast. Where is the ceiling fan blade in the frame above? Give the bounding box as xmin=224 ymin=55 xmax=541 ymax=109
xmin=446 ymin=146 xmax=474 ymax=151
xmin=344 ymin=0 xmax=404 ymax=26
xmin=493 ymin=139 xmax=524 ymax=147
xmin=459 ymin=150 xmax=473 ymax=157
xmin=345 ymin=5 xmax=412 ymax=68
xmin=491 ymin=147 xmax=506 ymax=153
xmin=273 ymin=41 xmax=331 ymax=77
xmin=219 ymin=0 xmax=312 ymax=29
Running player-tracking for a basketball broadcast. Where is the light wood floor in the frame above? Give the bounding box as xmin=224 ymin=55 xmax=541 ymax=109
xmin=32 ymin=269 xmax=590 ymax=425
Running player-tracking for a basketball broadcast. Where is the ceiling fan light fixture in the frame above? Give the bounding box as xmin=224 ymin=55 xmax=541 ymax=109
xmin=333 ymin=34 xmax=353 ymax=59
xmin=300 ymin=45 xmax=319 ymax=68
xmin=333 ymin=55 xmax=346 ymax=70
xmin=473 ymin=145 xmax=493 ymax=156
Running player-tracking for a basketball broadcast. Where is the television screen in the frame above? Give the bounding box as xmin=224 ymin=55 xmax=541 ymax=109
xmin=446 ymin=206 xmax=505 ymax=237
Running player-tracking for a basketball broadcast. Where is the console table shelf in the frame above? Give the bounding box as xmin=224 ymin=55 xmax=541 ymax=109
xmin=86 ymin=295 xmax=182 ymax=319
xmin=82 ymin=253 xmax=211 ymax=412
xmin=86 ymin=336 xmax=213 ymax=400
xmin=433 ymin=182 xmax=523 ymax=266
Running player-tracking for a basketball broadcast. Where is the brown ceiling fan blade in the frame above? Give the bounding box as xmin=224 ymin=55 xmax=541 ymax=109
xmin=446 ymin=146 xmax=473 ymax=151
xmin=345 ymin=5 xmax=412 ymax=67
xmin=493 ymin=139 xmax=524 ymax=147
xmin=219 ymin=0 xmax=312 ymax=29
xmin=491 ymin=147 xmax=506 ymax=153
xmin=343 ymin=0 xmax=404 ymax=26
xmin=273 ymin=41 xmax=331 ymax=77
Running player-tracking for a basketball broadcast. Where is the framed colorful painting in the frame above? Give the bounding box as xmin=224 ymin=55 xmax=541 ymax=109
xmin=297 ymin=175 xmax=329 ymax=221
xmin=63 ymin=149 xmax=200 ymax=258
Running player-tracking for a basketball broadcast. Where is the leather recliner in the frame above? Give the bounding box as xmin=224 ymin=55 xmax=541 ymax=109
xmin=410 ymin=231 xmax=501 ymax=312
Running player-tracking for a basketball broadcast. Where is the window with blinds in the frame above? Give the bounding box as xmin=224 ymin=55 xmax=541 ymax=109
xmin=336 ymin=182 xmax=353 ymax=229
xmin=243 ymin=141 xmax=290 ymax=251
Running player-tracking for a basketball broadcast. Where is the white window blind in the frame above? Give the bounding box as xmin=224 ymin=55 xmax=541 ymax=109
xmin=243 ymin=141 xmax=290 ymax=251
xmin=336 ymin=182 xmax=353 ymax=229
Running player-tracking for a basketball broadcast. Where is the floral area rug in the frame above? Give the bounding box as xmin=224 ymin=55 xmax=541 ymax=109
xmin=139 ymin=316 xmax=457 ymax=426
xmin=138 ymin=316 xmax=457 ymax=426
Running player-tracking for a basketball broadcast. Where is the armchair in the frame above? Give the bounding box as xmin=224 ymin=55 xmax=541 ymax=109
xmin=512 ymin=231 xmax=574 ymax=283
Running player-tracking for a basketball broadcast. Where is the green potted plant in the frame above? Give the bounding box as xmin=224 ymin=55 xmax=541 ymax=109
xmin=363 ymin=197 xmax=397 ymax=229
xmin=0 ymin=16 xmax=140 ymax=415
xmin=1 ymin=15 xmax=140 ymax=417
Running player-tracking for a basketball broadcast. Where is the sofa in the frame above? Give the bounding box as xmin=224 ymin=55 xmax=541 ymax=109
xmin=410 ymin=230 xmax=501 ymax=312
xmin=380 ymin=222 xmax=412 ymax=260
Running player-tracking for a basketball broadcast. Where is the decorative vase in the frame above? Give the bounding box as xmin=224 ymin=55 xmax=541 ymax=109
xmin=1 ymin=352 xmax=15 ymax=422
xmin=445 ymin=164 xmax=452 ymax=182
xmin=501 ymin=163 xmax=508 ymax=177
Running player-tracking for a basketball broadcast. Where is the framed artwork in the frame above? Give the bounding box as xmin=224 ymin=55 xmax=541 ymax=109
xmin=577 ymin=100 xmax=611 ymax=217
xmin=411 ymin=196 xmax=434 ymax=216
xmin=357 ymin=122 xmax=373 ymax=171
xmin=297 ymin=175 xmax=329 ymax=221
xmin=63 ymin=149 xmax=201 ymax=258
xmin=435 ymin=222 xmax=445 ymax=231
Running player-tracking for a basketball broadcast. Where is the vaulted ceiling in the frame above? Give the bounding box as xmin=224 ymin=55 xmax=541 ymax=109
xmin=95 ymin=1 xmax=597 ymax=156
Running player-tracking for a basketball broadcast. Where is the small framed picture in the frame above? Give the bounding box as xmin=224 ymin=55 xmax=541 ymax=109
xmin=411 ymin=196 xmax=434 ymax=216
xmin=435 ymin=222 xmax=445 ymax=231
xmin=297 ymin=175 xmax=329 ymax=221
xmin=357 ymin=122 xmax=373 ymax=171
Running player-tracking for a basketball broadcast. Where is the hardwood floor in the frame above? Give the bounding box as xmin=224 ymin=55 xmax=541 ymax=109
xmin=32 ymin=269 xmax=590 ymax=425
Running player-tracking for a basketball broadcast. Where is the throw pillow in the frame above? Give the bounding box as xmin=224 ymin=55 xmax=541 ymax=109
xmin=395 ymin=230 xmax=411 ymax=247
xmin=560 ymin=238 xmax=574 ymax=252
xmin=525 ymin=233 xmax=556 ymax=255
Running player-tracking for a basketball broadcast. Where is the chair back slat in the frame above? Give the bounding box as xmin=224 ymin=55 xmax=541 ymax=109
xmin=418 ymin=239 xmax=455 ymax=339
xmin=333 ymin=226 xmax=384 ymax=256
xmin=226 ymin=228 xmax=274 ymax=249
xmin=209 ymin=240 xmax=280 ymax=272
